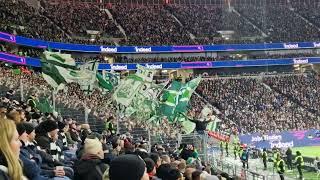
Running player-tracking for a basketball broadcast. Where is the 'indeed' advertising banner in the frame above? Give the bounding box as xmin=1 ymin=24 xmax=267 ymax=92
xmin=1 ymin=32 xmax=320 ymax=53
xmin=239 ymin=129 xmax=320 ymax=149
xmin=2 ymin=52 xmax=320 ymax=70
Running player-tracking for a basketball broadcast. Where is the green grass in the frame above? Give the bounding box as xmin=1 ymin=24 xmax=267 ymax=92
xmin=286 ymin=169 xmax=320 ymax=180
xmin=292 ymin=146 xmax=320 ymax=158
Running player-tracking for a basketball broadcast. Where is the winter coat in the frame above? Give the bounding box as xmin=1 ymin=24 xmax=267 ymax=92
xmin=20 ymin=142 xmax=49 ymax=180
xmin=74 ymin=154 xmax=108 ymax=180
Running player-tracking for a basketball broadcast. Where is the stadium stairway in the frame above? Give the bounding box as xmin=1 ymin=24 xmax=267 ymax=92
xmin=163 ymin=6 xmax=197 ymax=41
xmin=289 ymin=6 xmax=320 ymax=32
xmin=37 ymin=4 xmax=72 ymax=39
xmin=261 ymin=78 xmax=320 ymax=117
xmin=102 ymin=9 xmax=127 ymax=40
xmin=231 ymin=7 xmax=268 ymax=37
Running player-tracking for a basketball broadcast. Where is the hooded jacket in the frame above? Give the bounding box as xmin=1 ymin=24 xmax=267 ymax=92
xmin=74 ymin=154 xmax=108 ymax=180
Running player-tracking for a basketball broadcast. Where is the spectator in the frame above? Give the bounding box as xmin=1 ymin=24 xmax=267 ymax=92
xmin=74 ymin=138 xmax=107 ymax=180
xmin=109 ymin=154 xmax=149 ymax=180
xmin=0 ymin=118 xmax=24 ymax=180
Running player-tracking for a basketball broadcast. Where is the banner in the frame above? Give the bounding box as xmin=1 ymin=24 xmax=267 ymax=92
xmin=2 ymin=52 xmax=320 ymax=70
xmin=1 ymin=31 xmax=320 ymax=53
xmin=239 ymin=129 xmax=320 ymax=149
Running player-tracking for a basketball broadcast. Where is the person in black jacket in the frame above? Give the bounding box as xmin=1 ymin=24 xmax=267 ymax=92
xmin=285 ymin=148 xmax=293 ymax=170
xmin=16 ymin=123 xmax=47 ymax=180
xmin=180 ymin=112 xmax=213 ymax=134
xmin=74 ymin=138 xmax=108 ymax=180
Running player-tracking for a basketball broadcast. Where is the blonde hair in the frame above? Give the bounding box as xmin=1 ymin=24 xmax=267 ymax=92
xmin=0 ymin=118 xmax=24 ymax=180
xmin=6 ymin=110 xmax=22 ymax=124
xmin=84 ymin=138 xmax=103 ymax=156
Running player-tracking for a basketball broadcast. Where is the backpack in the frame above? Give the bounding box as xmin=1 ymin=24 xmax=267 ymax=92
xmin=241 ymin=152 xmax=248 ymax=161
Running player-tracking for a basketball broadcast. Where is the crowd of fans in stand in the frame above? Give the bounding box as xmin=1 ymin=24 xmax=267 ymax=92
xmin=0 ymin=66 xmax=184 ymax=141
xmin=0 ymin=95 xmax=223 ymax=180
xmin=1 ymin=0 xmax=320 ymax=46
xmin=235 ymin=5 xmax=320 ymax=42
xmin=0 ymin=65 xmax=223 ymax=180
xmin=196 ymin=75 xmax=320 ymax=134
xmin=2 ymin=64 xmax=320 ymax=136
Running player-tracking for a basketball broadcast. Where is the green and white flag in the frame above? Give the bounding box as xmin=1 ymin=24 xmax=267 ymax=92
xmin=159 ymin=81 xmax=182 ymax=121
xmin=96 ymin=70 xmax=120 ymax=91
xmin=176 ymin=77 xmax=201 ymax=113
xmin=41 ymin=51 xmax=98 ymax=92
xmin=159 ymin=77 xmax=201 ymax=121
xmin=113 ymin=65 xmax=155 ymax=107
xmin=113 ymin=74 xmax=144 ymax=106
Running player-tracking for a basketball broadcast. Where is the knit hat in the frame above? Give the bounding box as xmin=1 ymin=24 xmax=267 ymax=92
xmin=109 ymin=154 xmax=146 ymax=180
xmin=84 ymin=138 xmax=103 ymax=155
xmin=144 ymin=158 xmax=155 ymax=173
xmin=41 ymin=120 xmax=58 ymax=133
xmin=23 ymin=122 xmax=35 ymax=134
xmin=16 ymin=123 xmax=26 ymax=136
xmin=57 ymin=121 xmax=66 ymax=130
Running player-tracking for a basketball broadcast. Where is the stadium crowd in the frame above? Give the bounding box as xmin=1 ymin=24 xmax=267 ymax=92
xmin=1 ymin=65 xmax=320 ymax=135
xmin=1 ymin=0 xmax=320 ymax=46
xmin=196 ymin=76 xmax=320 ymax=134
xmin=0 ymin=64 xmax=224 ymax=180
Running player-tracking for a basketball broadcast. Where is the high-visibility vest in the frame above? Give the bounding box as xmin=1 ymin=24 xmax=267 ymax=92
xmin=295 ymin=155 xmax=304 ymax=166
xmin=27 ymin=97 xmax=36 ymax=108
xmin=233 ymin=145 xmax=238 ymax=153
xmin=277 ymin=159 xmax=285 ymax=173
xmin=273 ymin=152 xmax=280 ymax=162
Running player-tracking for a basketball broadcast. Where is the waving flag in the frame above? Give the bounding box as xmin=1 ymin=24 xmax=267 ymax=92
xmin=41 ymin=51 xmax=97 ymax=92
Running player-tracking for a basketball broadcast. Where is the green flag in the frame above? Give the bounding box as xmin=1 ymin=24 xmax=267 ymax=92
xmin=41 ymin=51 xmax=98 ymax=91
xmin=35 ymin=97 xmax=53 ymax=113
xmin=159 ymin=81 xmax=182 ymax=121
xmin=113 ymin=74 xmax=144 ymax=106
xmin=12 ymin=68 xmax=21 ymax=75
xmin=176 ymin=77 xmax=201 ymax=113
xmin=159 ymin=77 xmax=201 ymax=121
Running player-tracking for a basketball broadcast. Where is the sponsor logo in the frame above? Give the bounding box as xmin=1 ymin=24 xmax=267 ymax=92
xmin=251 ymin=135 xmax=282 ymax=142
xmin=135 ymin=47 xmax=152 ymax=53
xmin=313 ymin=42 xmax=320 ymax=48
xmin=145 ymin=64 xmax=163 ymax=69
xmin=270 ymin=141 xmax=294 ymax=148
xmin=100 ymin=46 xmax=118 ymax=53
xmin=293 ymin=58 xmax=308 ymax=64
xmin=283 ymin=43 xmax=299 ymax=49
xmin=110 ymin=64 xmax=127 ymax=70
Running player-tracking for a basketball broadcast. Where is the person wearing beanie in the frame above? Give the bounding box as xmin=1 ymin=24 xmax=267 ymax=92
xmin=109 ymin=154 xmax=149 ymax=180
xmin=74 ymin=138 xmax=108 ymax=180
xmin=35 ymin=120 xmax=64 ymax=162
xmin=16 ymin=123 xmax=48 ymax=180
xmin=155 ymin=164 xmax=172 ymax=180
xmin=57 ymin=121 xmax=69 ymax=151
xmin=144 ymin=158 xmax=156 ymax=179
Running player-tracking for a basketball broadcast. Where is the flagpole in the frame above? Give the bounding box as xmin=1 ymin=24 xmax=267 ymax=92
xmin=116 ymin=104 xmax=121 ymax=135
xmin=52 ymin=89 xmax=56 ymax=111
xmin=84 ymin=103 xmax=88 ymax=124
xmin=20 ymin=77 xmax=24 ymax=102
